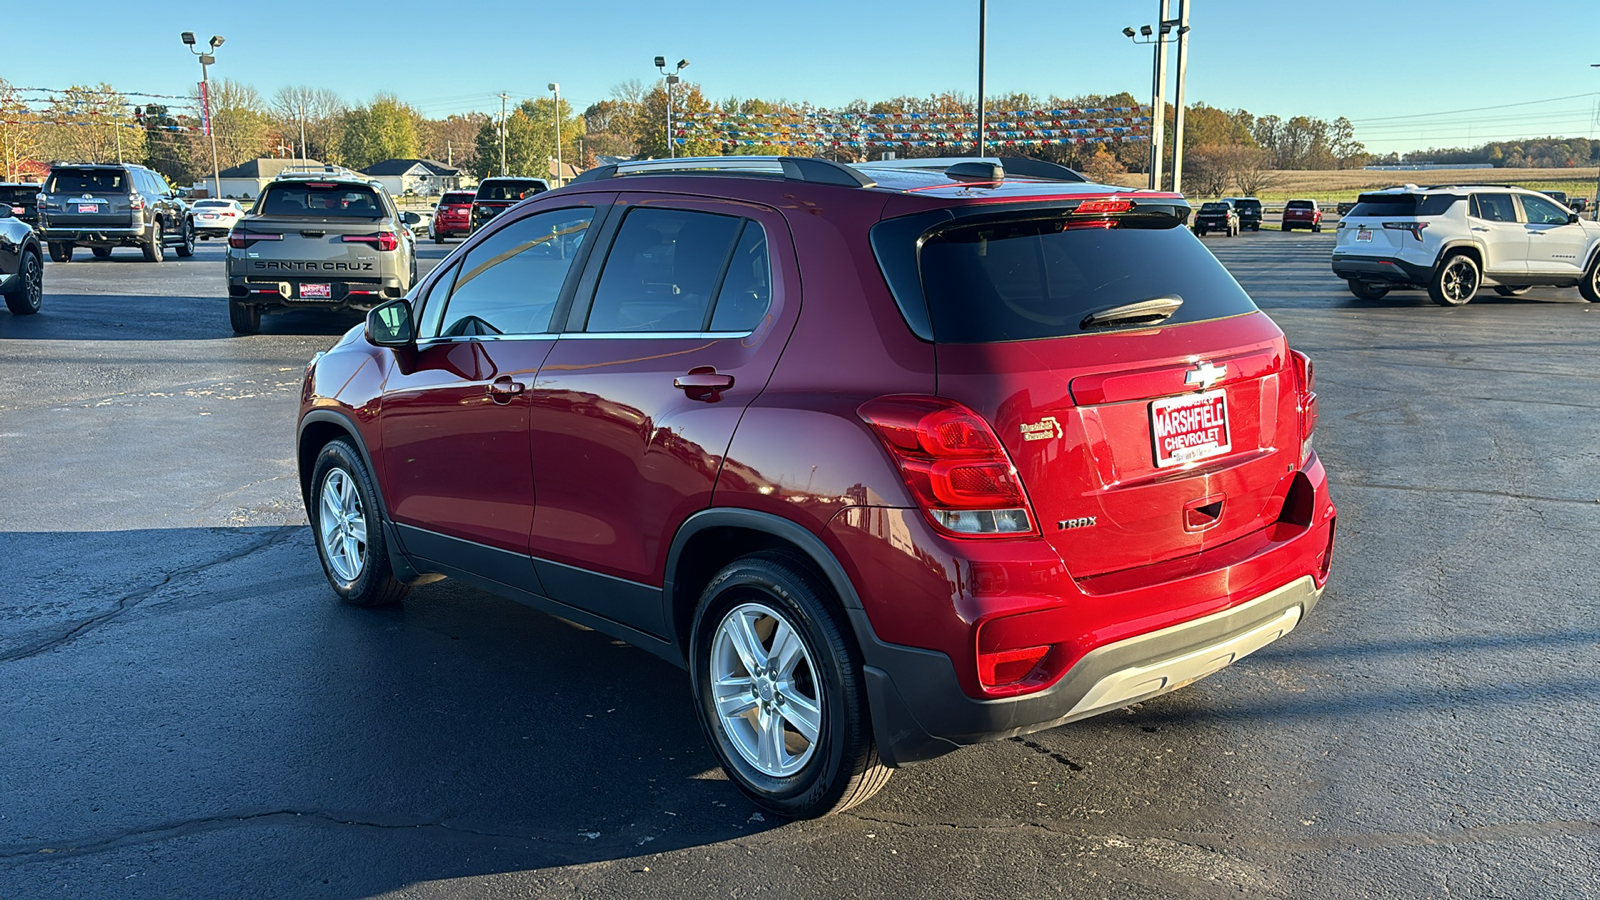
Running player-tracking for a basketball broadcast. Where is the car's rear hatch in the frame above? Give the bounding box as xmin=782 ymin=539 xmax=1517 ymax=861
xmin=41 ymin=168 xmax=134 ymax=228
xmin=879 ymin=198 xmax=1300 ymax=580
xmin=1335 ymin=191 xmax=1459 ymax=256
xmin=235 ymin=181 xmax=394 ymax=295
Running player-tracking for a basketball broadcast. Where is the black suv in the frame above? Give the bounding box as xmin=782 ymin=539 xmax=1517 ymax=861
xmin=470 ymin=177 xmax=548 ymax=232
xmin=1192 ymin=200 xmax=1240 ymax=237
xmin=1226 ymin=196 xmax=1263 ymax=232
xmin=0 ymin=183 xmax=41 ymax=228
xmin=36 ymin=163 xmax=194 ymax=262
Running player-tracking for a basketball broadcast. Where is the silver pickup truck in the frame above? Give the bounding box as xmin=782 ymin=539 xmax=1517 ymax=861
xmin=225 ymin=174 xmax=418 ymax=334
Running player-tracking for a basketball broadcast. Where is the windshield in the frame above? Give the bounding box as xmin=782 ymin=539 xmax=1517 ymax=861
xmin=915 ymin=214 xmax=1258 ymax=343
xmin=477 ymin=181 xmax=544 ymax=201
xmin=45 ymin=169 xmax=127 ymax=194
xmin=257 ymin=183 xmax=385 ymax=218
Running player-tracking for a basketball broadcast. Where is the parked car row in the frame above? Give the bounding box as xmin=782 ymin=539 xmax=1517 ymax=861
xmin=1191 ymin=196 xmax=1320 ymax=237
xmin=35 ymin=163 xmax=195 ymax=262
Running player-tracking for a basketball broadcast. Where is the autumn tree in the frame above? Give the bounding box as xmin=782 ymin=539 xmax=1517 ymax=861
xmin=337 ymin=95 xmax=421 ymax=169
xmin=270 ymin=86 xmax=347 ymax=161
xmin=0 ymin=79 xmax=37 ymax=179
xmin=420 ymin=113 xmax=487 ymax=170
xmin=471 ymin=98 xmax=584 ymax=179
xmin=34 ymin=84 xmax=147 ymax=166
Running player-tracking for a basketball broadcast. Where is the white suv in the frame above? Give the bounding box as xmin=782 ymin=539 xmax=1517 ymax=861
xmin=1331 ymin=185 xmax=1600 ymax=306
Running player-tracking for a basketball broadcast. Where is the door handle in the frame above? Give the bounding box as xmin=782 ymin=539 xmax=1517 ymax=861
xmin=675 ymin=366 xmax=734 ymax=402
xmin=488 ymin=376 xmax=525 ymax=403
xmin=1471 ymin=226 xmax=1491 ymax=232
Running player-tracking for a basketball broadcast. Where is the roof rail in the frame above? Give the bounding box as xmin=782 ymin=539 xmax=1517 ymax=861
xmin=275 ymin=164 xmax=361 ymax=180
xmin=855 ymin=155 xmax=1088 ymax=183
xmin=567 ymin=156 xmax=877 ymax=189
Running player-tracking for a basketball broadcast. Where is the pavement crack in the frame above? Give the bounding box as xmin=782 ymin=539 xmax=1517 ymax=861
xmin=0 ymin=527 xmax=301 ymax=665
xmin=1332 ymin=480 xmax=1598 ymax=507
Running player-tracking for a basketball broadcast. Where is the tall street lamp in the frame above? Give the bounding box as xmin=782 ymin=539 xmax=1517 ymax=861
xmin=181 ymin=31 xmax=225 ymax=199
xmin=548 ymin=82 xmax=562 ymax=187
xmin=1123 ymin=12 xmax=1180 ymax=191
xmin=655 ymin=56 xmax=689 ymax=159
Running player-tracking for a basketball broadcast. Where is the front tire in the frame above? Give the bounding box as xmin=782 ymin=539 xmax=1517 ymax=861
xmin=3 ymin=249 xmax=42 ymax=315
xmin=1580 ymin=258 xmax=1600 ymax=303
xmin=48 ymin=242 xmax=73 ymax=262
xmin=229 ymin=301 xmax=261 ymax=334
xmin=1313 ymin=222 xmax=1323 ymax=233
xmin=309 ymin=439 xmax=408 ymax=607
xmin=1348 ymin=279 xmax=1389 ymax=300
xmin=1429 ymin=253 xmax=1480 ymax=306
xmin=689 ymin=552 xmax=891 ymax=819
xmin=142 ymin=222 xmax=165 ymax=263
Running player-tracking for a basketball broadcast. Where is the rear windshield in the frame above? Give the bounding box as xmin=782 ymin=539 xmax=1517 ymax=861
xmin=46 ymin=169 xmax=126 ymax=194
xmin=915 ymin=214 xmax=1258 ymax=343
xmin=258 ymin=183 xmax=384 ymax=218
xmin=0 ymin=186 xmax=38 ymax=203
xmin=477 ymin=181 xmax=545 ymax=201
xmin=1233 ymin=199 xmax=1261 ymax=211
xmin=440 ymin=192 xmax=476 ymax=204
xmin=193 ymin=200 xmax=233 ymax=209
xmin=1347 ymin=194 xmax=1459 ymax=217
xmin=1199 ymin=202 xmax=1231 ymax=213
xmin=1285 ymin=200 xmax=1315 ymax=209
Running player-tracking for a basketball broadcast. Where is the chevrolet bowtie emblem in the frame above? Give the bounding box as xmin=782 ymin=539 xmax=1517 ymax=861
xmin=1186 ymin=362 xmax=1227 ymax=389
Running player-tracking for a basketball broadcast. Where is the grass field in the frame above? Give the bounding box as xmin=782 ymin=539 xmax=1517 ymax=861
xmin=1109 ymin=167 xmax=1600 ymax=203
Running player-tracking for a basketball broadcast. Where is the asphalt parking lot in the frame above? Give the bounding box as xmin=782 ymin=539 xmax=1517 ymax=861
xmin=3 ymin=230 xmax=1598 ymax=899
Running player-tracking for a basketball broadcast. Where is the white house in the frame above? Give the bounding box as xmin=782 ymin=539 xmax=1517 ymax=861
xmin=359 ymin=159 xmax=464 ymax=197
xmin=194 ymin=158 xmax=332 ymax=201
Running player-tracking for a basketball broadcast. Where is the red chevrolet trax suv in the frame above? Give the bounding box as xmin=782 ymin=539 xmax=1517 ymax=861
xmin=296 ymin=156 xmax=1336 ymax=818
xmin=430 ymin=190 xmax=475 ymax=243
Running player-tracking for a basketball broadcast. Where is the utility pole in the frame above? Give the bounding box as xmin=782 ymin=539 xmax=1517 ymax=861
xmin=1151 ymin=0 xmax=1170 ymax=191
xmin=977 ymin=0 xmax=987 ymax=157
xmin=447 ymin=140 xmax=452 ymax=167
xmin=549 ymin=83 xmax=562 ymax=187
xmin=298 ymin=99 xmax=307 ymax=162
xmin=499 ymin=92 xmax=510 ymax=176
xmin=1170 ymin=0 xmax=1190 ymax=194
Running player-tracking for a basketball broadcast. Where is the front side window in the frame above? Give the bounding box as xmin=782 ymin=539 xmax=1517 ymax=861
xmin=431 ymin=207 xmax=594 ymax=338
xmin=585 ymin=208 xmax=745 ymax=333
xmin=1519 ymin=194 xmax=1569 ymax=226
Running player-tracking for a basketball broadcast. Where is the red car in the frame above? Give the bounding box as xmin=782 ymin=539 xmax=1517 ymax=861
xmin=1282 ymin=198 xmax=1323 ymax=232
xmin=429 ymin=190 xmax=475 ymax=243
xmin=296 ymin=156 xmax=1335 ymax=818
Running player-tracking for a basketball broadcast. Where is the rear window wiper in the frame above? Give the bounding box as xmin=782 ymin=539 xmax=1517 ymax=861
xmin=1079 ymin=295 xmax=1184 ymax=331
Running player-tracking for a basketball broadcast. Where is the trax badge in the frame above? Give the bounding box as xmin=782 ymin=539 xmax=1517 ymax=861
xmin=1021 ymin=416 xmax=1062 ymax=442
xmin=1186 ymin=361 xmax=1227 ymax=389
xmin=1058 ymin=517 xmax=1097 ymax=530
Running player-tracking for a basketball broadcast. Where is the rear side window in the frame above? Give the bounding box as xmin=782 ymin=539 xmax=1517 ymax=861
xmin=1348 ymin=194 xmax=1459 ymax=217
xmin=585 ymin=208 xmax=746 ymax=333
xmin=260 ymin=183 xmax=383 ymax=218
xmin=46 ymin=169 xmax=125 ymax=193
xmin=915 ymin=215 xmax=1257 ymax=344
xmin=432 ymin=207 xmax=594 ymax=338
xmin=1471 ymin=193 xmax=1518 ymax=223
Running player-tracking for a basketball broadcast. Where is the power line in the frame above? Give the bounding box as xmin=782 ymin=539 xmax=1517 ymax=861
xmin=1349 ymin=92 xmax=1600 ymax=124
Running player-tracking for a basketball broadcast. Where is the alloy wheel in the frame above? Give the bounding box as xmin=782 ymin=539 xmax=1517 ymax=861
xmin=317 ymin=468 xmax=368 ymax=582
xmin=710 ymin=602 xmax=822 ymax=778
xmin=1441 ymin=258 xmax=1477 ymax=303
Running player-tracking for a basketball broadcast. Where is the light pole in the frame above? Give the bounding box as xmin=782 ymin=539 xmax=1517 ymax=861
xmin=1169 ymin=0 xmax=1191 ymax=194
xmin=548 ymin=82 xmax=562 ymax=186
xmin=1591 ymin=65 xmax=1599 ymax=218
xmin=977 ymin=0 xmax=987 ymax=157
xmin=1123 ymin=13 xmax=1180 ymax=191
xmin=181 ymin=31 xmax=224 ymax=199
xmin=655 ymin=56 xmax=689 ymax=159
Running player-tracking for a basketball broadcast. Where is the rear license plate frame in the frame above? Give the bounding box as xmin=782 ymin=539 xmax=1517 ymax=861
xmin=1150 ymin=389 xmax=1232 ymax=468
xmin=298 ymin=283 xmax=333 ymax=299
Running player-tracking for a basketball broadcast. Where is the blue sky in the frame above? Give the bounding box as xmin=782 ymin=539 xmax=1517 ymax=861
xmin=7 ymin=0 xmax=1599 ymax=153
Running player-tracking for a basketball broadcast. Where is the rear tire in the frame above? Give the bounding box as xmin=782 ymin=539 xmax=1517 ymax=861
xmin=1313 ymin=223 xmax=1323 ymax=233
xmin=229 ymin=301 xmax=261 ymax=335
xmin=433 ymin=233 xmax=444 ymax=244
xmin=1428 ymin=253 xmax=1480 ymax=306
xmin=309 ymin=439 xmax=409 ymax=608
xmin=1281 ymin=224 xmax=1290 ymax=232
xmin=2 ymin=249 xmax=42 ymax=315
xmin=48 ymin=242 xmax=72 ymax=262
xmin=689 ymin=552 xmax=891 ymax=819
xmin=1494 ymin=286 xmax=1531 ymax=297
xmin=91 ymin=247 xmax=112 ymax=259
xmin=142 ymin=223 xmax=164 ymax=263
xmin=1581 ymin=258 xmax=1600 ymax=303
xmin=175 ymin=221 xmax=195 ymax=258
xmin=1348 ymin=279 xmax=1389 ymax=300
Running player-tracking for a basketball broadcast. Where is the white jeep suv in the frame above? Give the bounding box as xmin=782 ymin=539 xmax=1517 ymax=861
xmin=1331 ymin=185 xmax=1600 ymax=306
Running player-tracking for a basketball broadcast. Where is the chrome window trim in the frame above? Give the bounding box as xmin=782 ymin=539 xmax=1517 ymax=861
xmin=416 ymin=333 xmax=560 ymax=346
xmin=559 ymin=330 xmax=754 ymax=340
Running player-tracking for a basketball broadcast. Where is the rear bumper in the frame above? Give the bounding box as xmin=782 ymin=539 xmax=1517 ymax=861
xmin=39 ymin=226 xmax=144 ymax=243
xmin=228 ymin=274 xmax=406 ymax=308
xmin=1331 ymin=254 xmax=1431 ymax=285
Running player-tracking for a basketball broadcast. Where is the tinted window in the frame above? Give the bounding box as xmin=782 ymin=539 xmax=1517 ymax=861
xmin=1520 ymin=194 xmax=1569 ymax=226
xmin=1233 ymin=200 xmax=1261 ymax=212
xmin=260 ymin=183 xmax=383 ymax=218
xmin=1348 ymin=194 xmax=1459 ymax=217
xmin=1471 ymin=193 xmax=1518 ymax=223
xmin=1200 ymin=202 xmax=1231 ymax=213
xmin=441 ymin=192 xmax=476 ymax=205
xmin=0 ymin=186 xmax=38 ymax=204
xmin=586 ymin=208 xmax=744 ymax=333
xmin=432 ymin=207 xmax=594 ymax=338
xmin=917 ymin=216 xmax=1257 ymax=344
xmin=710 ymin=222 xmax=772 ymax=332
xmin=46 ymin=169 xmax=126 ymax=193
xmin=477 ymin=180 xmax=545 ymax=201
xmin=1286 ymin=200 xmax=1315 ymax=210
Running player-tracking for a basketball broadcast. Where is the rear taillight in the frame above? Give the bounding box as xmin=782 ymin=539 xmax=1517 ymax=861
xmin=858 ymin=396 xmax=1036 ymax=537
xmin=228 ymin=232 xmax=283 ymax=249
xmin=129 ymin=194 xmax=144 ymax=211
xmin=1383 ymin=221 xmax=1428 ymax=241
xmin=1291 ymin=349 xmax=1318 ymax=464
xmin=343 ymin=232 xmax=399 ymax=251
xmin=978 ymin=645 xmax=1052 ymax=690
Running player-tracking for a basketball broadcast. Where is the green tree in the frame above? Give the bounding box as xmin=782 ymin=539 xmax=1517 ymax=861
xmin=35 ymin=83 xmax=147 ymax=166
xmin=634 ymin=82 xmax=719 ymax=159
xmin=472 ymin=98 xmax=583 ymax=178
xmin=337 ymin=95 xmax=420 ymax=170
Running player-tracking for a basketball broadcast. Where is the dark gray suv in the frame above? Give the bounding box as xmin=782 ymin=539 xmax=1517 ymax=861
xmin=36 ymin=163 xmax=194 ymax=262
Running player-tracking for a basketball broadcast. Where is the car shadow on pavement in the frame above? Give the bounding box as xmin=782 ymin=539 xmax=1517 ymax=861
xmin=0 ymin=294 xmax=363 ymax=340
xmin=0 ymin=526 xmax=779 ymax=898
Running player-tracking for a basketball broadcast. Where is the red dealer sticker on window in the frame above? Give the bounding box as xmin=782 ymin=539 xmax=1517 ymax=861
xmin=1150 ymin=389 xmax=1232 ymax=468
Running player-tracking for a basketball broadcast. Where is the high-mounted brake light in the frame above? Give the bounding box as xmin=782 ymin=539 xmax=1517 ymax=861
xmin=1383 ymin=221 xmax=1428 ymax=241
xmin=858 ymin=396 xmax=1036 ymax=537
xmin=1074 ymin=199 xmax=1133 ymax=214
xmin=305 ymin=182 xmax=336 ymax=189
xmin=1291 ymin=349 xmax=1318 ymax=464
xmin=343 ymin=232 xmax=398 ymax=251
xmin=228 ymin=232 xmax=283 ymax=249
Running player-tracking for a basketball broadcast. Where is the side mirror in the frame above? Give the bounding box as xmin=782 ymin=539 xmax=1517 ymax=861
xmin=1569 ymin=213 xmax=1580 ymax=225
xmin=365 ymin=299 xmax=416 ymax=347
xmin=401 ymin=211 xmax=421 ymax=225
